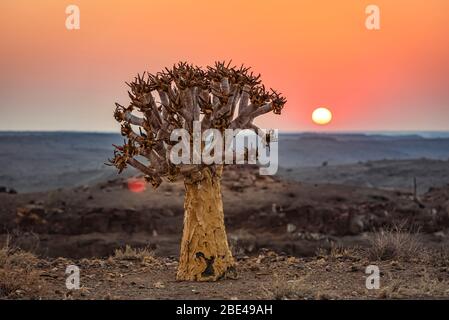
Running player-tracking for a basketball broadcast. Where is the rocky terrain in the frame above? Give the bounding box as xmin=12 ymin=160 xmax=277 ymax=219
xmin=1 ymin=165 xmax=449 ymax=260
xmin=1 ymin=132 xmax=449 ymax=299
xmin=279 ymin=159 xmax=449 ymax=195
xmin=2 ymin=241 xmax=449 ymax=299
xmin=2 ymin=132 xmax=449 ymax=193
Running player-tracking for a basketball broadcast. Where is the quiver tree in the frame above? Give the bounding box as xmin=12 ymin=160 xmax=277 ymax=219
xmin=109 ymin=61 xmax=286 ymax=281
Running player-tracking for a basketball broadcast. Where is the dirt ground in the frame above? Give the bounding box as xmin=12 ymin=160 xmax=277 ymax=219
xmin=1 ymin=244 xmax=449 ymax=300
xmin=1 ymin=166 xmax=448 ymax=259
xmin=1 ymin=165 xmax=449 ymax=299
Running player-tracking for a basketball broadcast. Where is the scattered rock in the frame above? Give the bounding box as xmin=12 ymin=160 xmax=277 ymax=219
xmin=286 ymin=224 xmax=296 ymax=233
xmin=16 ymin=204 xmax=47 ymax=227
xmin=0 ymin=186 xmax=18 ymax=194
xmin=349 ymin=215 xmax=364 ymax=234
xmin=433 ymin=231 xmax=446 ymax=240
xmin=230 ymin=182 xmax=244 ymax=192
xmin=349 ymin=265 xmax=359 ymax=272
xmin=163 ymin=209 xmax=175 ymax=217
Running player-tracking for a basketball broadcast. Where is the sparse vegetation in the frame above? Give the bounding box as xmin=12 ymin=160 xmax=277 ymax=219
xmin=112 ymin=245 xmax=155 ymax=263
xmin=265 ymin=276 xmax=328 ymax=300
xmin=266 ymin=277 xmax=302 ymax=300
xmin=426 ymin=247 xmax=449 ymax=268
xmin=0 ymin=241 xmax=43 ymax=299
xmin=0 ymin=241 xmax=447 ymax=299
xmin=366 ymin=225 xmax=423 ymax=261
xmin=316 ymin=242 xmax=361 ymax=262
xmin=377 ymin=270 xmax=449 ymax=299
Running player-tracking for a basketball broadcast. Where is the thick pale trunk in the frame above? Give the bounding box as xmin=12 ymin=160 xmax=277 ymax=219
xmin=176 ymin=167 xmax=236 ymax=281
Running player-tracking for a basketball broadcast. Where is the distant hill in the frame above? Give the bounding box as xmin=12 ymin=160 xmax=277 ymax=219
xmin=1 ymin=132 xmax=449 ymax=192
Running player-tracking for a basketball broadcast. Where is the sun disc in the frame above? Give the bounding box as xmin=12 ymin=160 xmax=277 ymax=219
xmin=312 ymin=107 xmax=332 ymax=125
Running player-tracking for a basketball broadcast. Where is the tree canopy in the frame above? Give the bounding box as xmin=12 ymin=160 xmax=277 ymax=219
xmin=109 ymin=61 xmax=286 ymax=187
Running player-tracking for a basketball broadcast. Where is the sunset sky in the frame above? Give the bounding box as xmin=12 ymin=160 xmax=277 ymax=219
xmin=1 ymin=0 xmax=448 ymax=132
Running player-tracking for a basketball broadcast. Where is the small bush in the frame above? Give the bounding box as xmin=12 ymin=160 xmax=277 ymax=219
xmin=0 ymin=269 xmax=42 ymax=298
xmin=366 ymin=225 xmax=423 ymax=261
xmin=316 ymin=243 xmax=361 ymax=261
xmin=426 ymin=247 xmax=449 ymax=267
xmin=113 ymin=245 xmax=154 ymax=262
xmin=0 ymin=242 xmax=43 ymax=299
xmin=268 ymin=280 xmax=301 ymax=300
xmin=265 ymin=276 xmax=331 ymax=300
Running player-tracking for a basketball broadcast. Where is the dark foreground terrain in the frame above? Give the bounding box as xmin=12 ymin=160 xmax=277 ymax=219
xmin=2 ymin=241 xmax=449 ymax=299
xmin=1 ymin=132 xmax=449 ymax=299
xmin=1 ymin=166 xmax=449 ymax=259
xmin=2 ymin=132 xmax=449 ymax=193
xmin=1 ymin=166 xmax=449 ymax=299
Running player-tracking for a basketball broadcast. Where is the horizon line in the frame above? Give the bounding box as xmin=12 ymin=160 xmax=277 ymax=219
xmin=1 ymin=129 xmax=449 ymax=135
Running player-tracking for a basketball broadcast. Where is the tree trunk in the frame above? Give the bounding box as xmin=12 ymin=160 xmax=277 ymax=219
xmin=176 ymin=166 xmax=236 ymax=281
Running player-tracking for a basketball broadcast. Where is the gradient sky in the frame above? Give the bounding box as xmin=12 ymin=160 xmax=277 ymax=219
xmin=1 ymin=0 xmax=448 ymax=132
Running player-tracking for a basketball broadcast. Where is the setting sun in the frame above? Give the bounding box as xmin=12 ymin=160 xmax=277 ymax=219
xmin=312 ymin=107 xmax=333 ymax=125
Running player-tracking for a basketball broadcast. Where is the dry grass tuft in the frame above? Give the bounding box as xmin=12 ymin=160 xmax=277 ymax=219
xmin=426 ymin=247 xmax=449 ymax=267
xmin=112 ymin=245 xmax=155 ymax=263
xmin=378 ymin=271 xmax=449 ymax=299
xmin=264 ymin=275 xmax=333 ymax=300
xmin=0 ymin=269 xmax=42 ymax=298
xmin=316 ymin=243 xmax=362 ymax=262
xmin=366 ymin=224 xmax=423 ymax=262
xmin=0 ymin=241 xmax=43 ymax=299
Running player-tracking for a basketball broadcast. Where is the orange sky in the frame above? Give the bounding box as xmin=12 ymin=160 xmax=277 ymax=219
xmin=1 ymin=0 xmax=448 ymax=131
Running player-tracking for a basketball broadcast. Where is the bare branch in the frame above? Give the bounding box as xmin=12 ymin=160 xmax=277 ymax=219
xmin=124 ymin=111 xmax=145 ymax=127
xmin=126 ymin=157 xmax=156 ymax=176
xmin=249 ymin=102 xmax=273 ymax=119
xmin=238 ymin=84 xmax=251 ymax=116
xmin=110 ymin=61 xmax=287 ymax=185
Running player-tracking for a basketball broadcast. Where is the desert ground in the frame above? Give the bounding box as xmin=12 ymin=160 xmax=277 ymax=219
xmin=2 ymin=241 xmax=449 ymax=300
xmin=1 ymin=132 xmax=449 ymax=299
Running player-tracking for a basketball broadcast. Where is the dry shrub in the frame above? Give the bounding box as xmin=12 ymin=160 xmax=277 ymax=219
xmin=229 ymin=238 xmax=246 ymax=257
xmin=316 ymin=242 xmax=361 ymax=262
xmin=426 ymin=247 xmax=449 ymax=267
xmin=378 ymin=272 xmax=449 ymax=299
xmin=0 ymin=241 xmax=43 ymax=299
xmin=264 ymin=275 xmax=332 ymax=300
xmin=265 ymin=276 xmax=305 ymax=300
xmin=366 ymin=224 xmax=423 ymax=261
xmin=0 ymin=248 xmax=38 ymax=270
xmin=0 ymin=269 xmax=42 ymax=298
xmin=113 ymin=245 xmax=155 ymax=263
